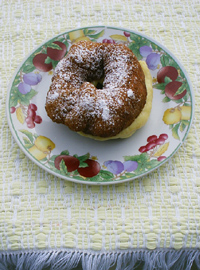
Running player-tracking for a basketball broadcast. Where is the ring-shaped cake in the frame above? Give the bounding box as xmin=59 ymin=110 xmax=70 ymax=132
xmin=45 ymin=41 xmax=153 ymax=140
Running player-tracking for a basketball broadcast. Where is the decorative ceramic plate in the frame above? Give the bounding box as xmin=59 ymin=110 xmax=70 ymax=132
xmin=6 ymin=26 xmax=194 ymax=185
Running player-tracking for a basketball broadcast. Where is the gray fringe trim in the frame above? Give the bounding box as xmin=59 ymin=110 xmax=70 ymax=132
xmin=0 ymin=248 xmax=200 ymax=270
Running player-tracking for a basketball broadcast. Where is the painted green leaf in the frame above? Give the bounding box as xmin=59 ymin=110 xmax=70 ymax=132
xmin=169 ymin=59 xmax=180 ymax=71
xmin=45 ymin=56 xmax=53 ymax=64
xmin=13 ymin=76 xmax=21 ymax=86
xmin=99 ymin=170 xmax=114 ymax=180
xmin=51 ymin=59 xmax=59 ymax=69
xmin=22 ymin=64 xmax=36 ymax=73
xmin=11 ymin=86 xmax=18 ymax=94
xmin=19 ymin=129 xmax=34 ymax=144
xmin=153 ymin=83 xmax=166 ymax=90
xmin=24 ymin=143 xmax=33 ymax=149
xmin=128 ymin=42 xmax=143 ymax=60
xmin=162 ymin=96 xmax=171 ymax=103
xmin=179 ymin=69 xmax=185 ymax=78
xmin=137 ymin=158 xmax=159 ymax=174
xmin=181 ymin=120 xmax=190 ymax=126
xmin=19 ymin=89 xmax=37 ymax=105
xmin=176 ymin=76 xmax=183 ymax=82
xmin=61 ymin=150 xmax=70 ymax=155
xmin=124 ymin=172 xmax=135 ymax=178
xmin=48 ymin=43 xmax=62 ymax=50
xmin=119 ymin=175 xmax=129 ymax=180
xmin=140 ymin=39 xmax=151 ymax=47
xmin=172 ymin=123 xmax=180 ymax=140
xmin=87 ymin=29 xmax=105 ymax=39
xmin=151 ymin=43 xmax=162 ymax=52
xmin=10 ymin=96 xmax=18 ymax=107
xmin=129 ymin=34 xmax=149 ymax=45
xmin=72 ymin=176 xmax=87 ymax=181
xmin=65 ymin=33 xmax=70 ymax=40
xmin=160 ymin=54 xmax=170 ymax=66
xmin=183 ymin=102 xmax=191 ymax=107
xmin=33 ymin=133 xmax=38 ymax=139
xmin=183 ymin=92 xmax=190 ymax=102
xmin=23 ymin=136 xmax=32 ymax=145
xmin=26 ymin=89 xmax=38 ymax=99
xmin=19 ymin=95 xmax=29 ymax=106
xmin=60 ymin=159 xmax=68 ymax=174
xmin=48 ymin=161 xmax=57 ymax=170
xmin=174 ymin=98 xmax=184 ymax=104
xmin=179 ymin=121 xmax=187 ymax=132
xmin=161 ymin=89 xmax=166 ymax=95
xmin=83 ymin=29 xmax=96 ymax=35
xmin=79 ymin=162 xmax=89 ymax=168
xmin=164 ymin=76 xmax=172 ymax=84
xmin=146 ymin=159 xmax=160 ymax=169
xmin=75 ymin=153 xmax=90 ymax=168
xmin=49 ymin=155 xmax=57 ymax=162
xmin=77 ymin=153 xmax=90 ymax=162
xmin=89 ymin=175 xmax=102 ymax=182
xmin=174 ymin=81 xmax=188 ymax=96
xmin=23 ymin=136 xmax=33 ymax=148
xmin=124 ymin=152 xmax=149 ymax=163
xmin=10 ymin=87 xmax=21 ymax=102
xmin=153 ymin=77 xmax=171 ymax=91
xmin=129 ymin=33 xmax=138 ymax=41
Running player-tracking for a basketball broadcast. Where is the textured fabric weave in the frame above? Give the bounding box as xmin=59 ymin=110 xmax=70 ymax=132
xmin=1 ymin=0 xmax=200 ymax=264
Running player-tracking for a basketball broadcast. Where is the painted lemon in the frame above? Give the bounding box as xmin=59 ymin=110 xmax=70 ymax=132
xmin=29 ymin=145 xmax=48 ymax=161
xmin=73 ymin=36 xmax=91 ymax=43
xmin=163 ymin=108 xmax=181 ymax=125
xmin=34 ymin=136 xmax=55 ymax=153
xmin=69 ymin=30 xmax=85 ymax=42
xmin=180 ymin=106 xmax=191 ymax=120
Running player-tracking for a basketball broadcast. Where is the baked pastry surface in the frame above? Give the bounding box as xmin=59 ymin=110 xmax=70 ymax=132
xmin=79 ymin=60 xmax=153 ymax=140
xmin=45 ymin=41 xmax=152 ymax=140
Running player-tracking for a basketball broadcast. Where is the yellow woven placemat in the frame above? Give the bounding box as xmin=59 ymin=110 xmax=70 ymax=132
xmin=1 ymin=0 xmax=200 ymax=269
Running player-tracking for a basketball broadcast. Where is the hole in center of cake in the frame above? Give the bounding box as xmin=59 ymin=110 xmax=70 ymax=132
xmin=90 ymin=77 xmax=104 ymax=89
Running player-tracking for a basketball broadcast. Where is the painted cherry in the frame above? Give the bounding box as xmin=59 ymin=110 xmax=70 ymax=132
xmin=33 ymin=53 xmax=53 ymax=72
xmin=10 ymin=107 xmax=16 ymax=114
xmin=157 ymin=66 xmax=178 ymax=83
xmin=123 ymin=31 xmax=130 ymax=37
xmin=28 ymin=103 xmax=37 ymax=111
xmin=155 ymin=138 xmax=165 ymax=145
xmin=159 ymin=133 xmax=168 ymax=140
xmin=34 ymin=115 xmax=42 ymax=124
xmin=47 ymin=41 xmax=67 ymax=61
xmin=157 ymin=156 xmax=166 ymax=162
xmin=54 ymin=155 xmax=80 ymax=172
xmin=147 ymin=135 xmax=157 ymax=143
xmin=165 ymin=81 xmax=187 ymax=100
xmin=77 ymin=159 xmax=101 ymax=178
xmin=146 ymin=142 xmax=157 ymax=151
xmin=139 ymin=146 xmax=147 ymax=153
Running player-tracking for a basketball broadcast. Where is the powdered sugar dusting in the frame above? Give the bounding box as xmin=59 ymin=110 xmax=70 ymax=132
xmin=127 ymin=89 xmax=135 ymax=98
xmin=45 ymin=41 xmax=147 ymax=137
xmin=99 ymin=99 xmax=110 ymax=120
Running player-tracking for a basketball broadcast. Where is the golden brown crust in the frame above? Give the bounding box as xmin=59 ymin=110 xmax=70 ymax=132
xmin=79 ymin=61 xmax=153 ymax=140
xmin=45 ymin=41 xmax=147 ymax=138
